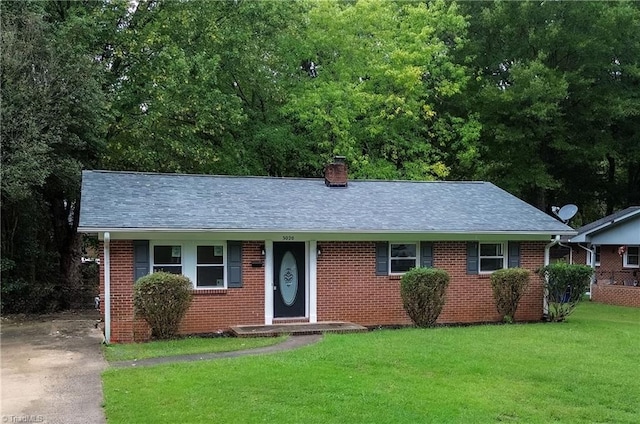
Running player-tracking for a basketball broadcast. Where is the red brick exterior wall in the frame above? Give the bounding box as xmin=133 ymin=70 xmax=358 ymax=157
xmin=100 ymin=240 xmax=265 ymax=343
xmin=570 ymin=244 xmax=633 ymax=275
xmin=316 ymin=242 xmax=406 ymax=325
xmin=316 ymin=241 xmax=545 ymax=326
xmin=179 ymin=241 xmax=265 ymax=335
xmin=591 ymin=285 xmax=640 ymax=307
xmin=592 ymin=246 xmax=639 ymax=307
xmin=101 ymin=239 xmax=547 ymax=342
xmin=596 ymin=246 xmax=626 ymax=273
xmin=573 ymin=248 xmax=587 ymax=266
xmin=99 ymin=240 xmax=146 ymax=343
xmin=567 ymin=244 xmax=640 ymax=307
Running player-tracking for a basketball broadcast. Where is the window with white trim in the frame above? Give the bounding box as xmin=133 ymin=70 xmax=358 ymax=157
xmin=152 ymin=245 xmax=182 ymax=274
xmin=594 ymin=246 xmax=601 ymax=267
xmin=196 ymin=245 xmax=225 ymax=288
xmin=624 ymin=246 xmax=639 ymax=268
xmin=390 ymin=243 xmax=417 ymax=274
xmin=479 ymin=242 xmax=505 ymax=273
xmin=150 ymin=241 xmax=228 ymax=290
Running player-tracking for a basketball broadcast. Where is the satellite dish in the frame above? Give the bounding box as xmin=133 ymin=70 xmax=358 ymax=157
xmin=555 ymin=204 xmax=578 ymax=223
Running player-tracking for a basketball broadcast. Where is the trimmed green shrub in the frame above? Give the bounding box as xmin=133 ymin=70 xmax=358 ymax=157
xmin=400 ymin=267 xmax=450 ymax=327
xmin=133 ymin=272 xmax=194 ymax=339
xmin=538 ymin=262 xmax=593 ymax=322
xmin=490 ymin=268 xmax=530 ymax=323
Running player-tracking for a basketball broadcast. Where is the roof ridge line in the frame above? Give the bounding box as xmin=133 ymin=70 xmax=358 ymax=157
xmin=83 ymin=170 xmax=485 ymax=184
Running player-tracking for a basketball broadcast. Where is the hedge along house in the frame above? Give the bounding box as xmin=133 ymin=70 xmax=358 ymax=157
xmin=78 ymin=160 xmax=575 ymax=343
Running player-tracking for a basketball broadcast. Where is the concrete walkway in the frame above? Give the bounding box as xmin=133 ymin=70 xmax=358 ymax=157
xmin=1 ymin=311 xmax=106 ymax=424
xmin=110 ymin=333 xmax=323 ymax=368
xmin=0 ymin=313 xmax=322 ymax=424
xmin=232 ymin=321 xmax=366 ymax=337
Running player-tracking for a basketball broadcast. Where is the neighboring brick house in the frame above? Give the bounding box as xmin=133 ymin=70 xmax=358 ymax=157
xmin=78 ymin=159 xmax=575 ymax=343
xmin=565 ymin=207 xmax=640 ymax=308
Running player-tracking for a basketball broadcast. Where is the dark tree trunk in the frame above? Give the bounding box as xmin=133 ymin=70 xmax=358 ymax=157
xmin=531 ymin=186 xmax=547 ymax=212
xmin=628 ymin=161 xmax=640 ymax=206
xmin=49 ymin=197 xmax=82 ymax=306
xmin=606 ymin=154 xmax=616 ymax=215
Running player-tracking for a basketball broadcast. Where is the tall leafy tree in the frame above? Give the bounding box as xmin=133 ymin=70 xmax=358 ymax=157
xmin=101 ymin=0 xmax=479 ymax=180
xmin=280 ymin=0 xmax=480 ymax=180
xmin=102 ymin=0 xmax=310 ymax=176
xmin=1 ymin=1 xmax=107 ymax=311
xmin=461 ymin=1 xmax=640 ymax=218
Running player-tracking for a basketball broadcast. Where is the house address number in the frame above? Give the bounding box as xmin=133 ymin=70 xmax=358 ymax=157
xmin=282 ymin=235 xmax=295 ymax=241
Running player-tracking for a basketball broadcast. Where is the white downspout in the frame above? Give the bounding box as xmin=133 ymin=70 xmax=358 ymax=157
xmin=104 ymin=232 xmax=111 ymax=344
xmin=577 ymin=243 xmax=596 ymax=299
xmin=544 ymin=235 xmax=561 ymax=316
xmin=557 ymin=241 xmax=573 ymax=263
xmin=577 ymin=243 xmax=595 ymax=266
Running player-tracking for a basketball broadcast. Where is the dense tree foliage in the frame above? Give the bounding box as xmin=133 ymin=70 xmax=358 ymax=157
xmin=101 ymin=0 xmax=479 ymax=180
xmin=460 ymin=0 xmax=640 ymax=220
xmin=281 ymin=0 xmax=480 ymax=180
xmin=2 ymin=0 xmax=639 ymax=312
xmin=1 ymin=1 xmax=107 ymax=311
xmin=100 ymin=0 xmax=318 ymax=176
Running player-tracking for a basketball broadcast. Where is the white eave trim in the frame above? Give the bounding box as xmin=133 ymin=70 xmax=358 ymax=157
xmin=78 ymin=227 xmax=576 ymax=236
xmin=569 ymin=209 xmax=640 ymax=242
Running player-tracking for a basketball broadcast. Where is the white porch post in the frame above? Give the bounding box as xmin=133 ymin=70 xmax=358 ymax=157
xmin=309 ymin=240 xmax=318 ymax=323
xmin=544 ymin=236 xmax=560 ymax=317
xmin=264 ymin=240 xmax=274 ymax=325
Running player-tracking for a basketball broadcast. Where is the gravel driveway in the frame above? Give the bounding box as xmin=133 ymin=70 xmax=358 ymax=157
xmin=1 ymin=311 xmax=106 ymax=424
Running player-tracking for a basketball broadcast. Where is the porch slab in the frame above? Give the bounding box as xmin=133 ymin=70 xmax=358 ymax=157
xmin=231 ymin=321 xmax=368 ymax=337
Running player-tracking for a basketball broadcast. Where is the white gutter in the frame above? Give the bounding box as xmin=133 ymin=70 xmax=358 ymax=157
xmin=104 ymin=232 xmax=111 ymax=344
xmin=543 ymin=235 xmax=561 ymax=316
xmin=78 ymin=227 xmax=577 ymax=236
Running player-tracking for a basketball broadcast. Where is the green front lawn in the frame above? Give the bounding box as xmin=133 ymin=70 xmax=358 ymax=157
xmin=103 ymin=335 xmax=287 ymax=362
xmin=103 ymin=302 xmax=640 ymax=423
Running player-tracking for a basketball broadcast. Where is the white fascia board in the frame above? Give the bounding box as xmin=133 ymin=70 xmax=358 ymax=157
xmin=568 ymin=234 xmax=587 ymax=243
xmin=84 ymin=228 xmax=574 ymax=242
xmin=569 ymin=209 xmax=640 ymax=243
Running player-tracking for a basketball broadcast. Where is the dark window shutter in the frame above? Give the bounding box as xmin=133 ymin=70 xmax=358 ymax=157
xmin=133 ymin=240 xmax=149 ymax=282
xmin=227 ymin=241 xmax=243 ymax=288
xmin=508 ymin=242 xmax=521 ymax=268
xmin=466 ymin=242 xmax=479 ymax=275
xmin=375 ymin=242 xmax=388 ymax=276
xmin=420 ymin=242 xmax=434 ymax=268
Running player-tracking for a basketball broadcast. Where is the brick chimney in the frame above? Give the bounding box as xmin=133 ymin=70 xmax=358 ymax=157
xmin=324 ymin=156 xmax=348 ymax=187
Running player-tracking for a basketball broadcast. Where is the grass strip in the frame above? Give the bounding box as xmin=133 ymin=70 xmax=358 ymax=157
xmin=103 ymin=335 xmax=287 ymax=362
xmin=103 ymin=302 xmax=640 ymax=423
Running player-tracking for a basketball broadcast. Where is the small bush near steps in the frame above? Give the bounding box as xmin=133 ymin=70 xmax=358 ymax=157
xmin=490 ymin=268 xmax=530 ymax=323
xmin=133 ymin=272 xmax=193 ymax=340
xmin=538 ymin=262 xmax=593 ymax=322
xmin=400 ymin=267 xmax=450 ymax=327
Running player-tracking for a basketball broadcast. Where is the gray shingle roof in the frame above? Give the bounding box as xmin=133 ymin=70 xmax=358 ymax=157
xmin=573 ymin=207 xmax=640 ymax=237
xmin=78 ymin=170 xmax=574 ymax=235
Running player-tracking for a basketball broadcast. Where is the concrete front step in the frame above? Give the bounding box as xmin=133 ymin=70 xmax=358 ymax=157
xmin=231 ymin=321 xmax=368 ymax=337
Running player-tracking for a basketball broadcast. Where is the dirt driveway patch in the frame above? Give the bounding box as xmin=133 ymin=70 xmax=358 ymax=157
xmin=1 ymin=311 xmax=106 ymax=424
